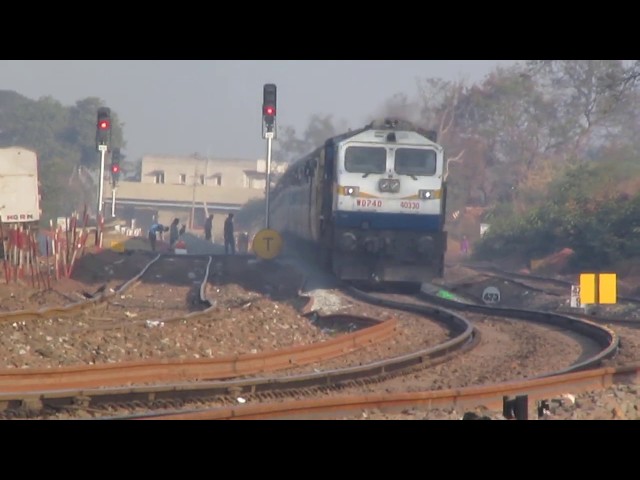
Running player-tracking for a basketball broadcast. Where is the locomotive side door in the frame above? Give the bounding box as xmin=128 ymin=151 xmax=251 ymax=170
xmin=313 ymin=142 xmax=336 ymax=266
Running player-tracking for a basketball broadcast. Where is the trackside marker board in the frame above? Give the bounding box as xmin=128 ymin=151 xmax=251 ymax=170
xmin=252 ymin=229 xmax=283 ymax=260
xmin=579 ymin=273 xmax=617 ymax=304
xmin=482 ymin=286 xmax=501 ymax=304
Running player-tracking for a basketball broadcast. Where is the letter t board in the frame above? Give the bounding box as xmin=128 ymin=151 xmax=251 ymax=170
xmin=252 ymin=228 xmax=283 ymax=260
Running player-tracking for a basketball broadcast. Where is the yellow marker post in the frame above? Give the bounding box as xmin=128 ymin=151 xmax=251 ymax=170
xmin=110 ymin=241 xmax=125 ymax=253
xmin=579 ymin=273 xmax=617 ymax=305
xmin=599 ymin=273 xmax=617 ymax=304
xmin=579 ymin=273 xmax=596 ymax=304
xmin=252 ymin=229 xmax=283 ymax=260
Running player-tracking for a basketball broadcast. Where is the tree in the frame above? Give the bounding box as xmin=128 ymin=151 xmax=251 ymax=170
xmin=525 ymin=60 xmax=636 ymax=160
xmin=0 ymin=90 xmax=126 ymax=223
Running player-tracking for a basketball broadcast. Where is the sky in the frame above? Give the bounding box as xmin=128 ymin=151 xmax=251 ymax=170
xmin=0 ymin=60 xmax=519 ymax=162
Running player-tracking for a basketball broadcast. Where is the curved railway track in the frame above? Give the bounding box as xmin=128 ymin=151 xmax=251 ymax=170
xmin=0 ymin=255 xmax=626 ymax=419
xmin=94 ymin=282 xmax=618 ymax=420
xmin=458 ymin=262 xmax=640 ymax=304
xmin=446 ymin=263 xmax=640 ymax=328
xmin=127 ymin=363 xmax=640 ymax=420
xmin=0 ymin=254 xmax=222 ymax=371
xmin=0 ymin=255 xmax=429 ymax=417
xmin=412 ymin=286 xmax=618 ymax=375
xmin=0 ymin=253 xmax=211 ymax=324
xmin=13 ymin=281 xmax=618 ymax=420
xmin=0 ymin=292 xmax=477 ymax=418
xmin=0 ymin=255 xmax=479 ymax=418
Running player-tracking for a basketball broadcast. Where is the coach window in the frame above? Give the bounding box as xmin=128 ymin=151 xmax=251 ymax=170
xmin=394 ymin=148 xmax=437 ymax=176
xmin=344 ymin=146 xmax=387 ymax=174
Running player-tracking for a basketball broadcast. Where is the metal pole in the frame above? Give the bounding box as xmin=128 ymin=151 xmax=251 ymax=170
xmin=97 ymin=145 xmax=107 ymax=215
xmin=111 ymin=187 xmax=117 ymax=217
xmin=96 ymin=145 xmax=107 ymax=247
xmin=191 ymin=168 xmax=197 ymax=230
xmin=265 ymin=132 xmax=273 ymax=229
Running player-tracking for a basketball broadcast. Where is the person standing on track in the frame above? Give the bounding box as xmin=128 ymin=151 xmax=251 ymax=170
xmin=204 ymin=214 xmax=214 ymax=243
xmin=224 ymin=213 xmax=235 ymax=255
xmin=169 ymin=218 xmax=180 ymax=248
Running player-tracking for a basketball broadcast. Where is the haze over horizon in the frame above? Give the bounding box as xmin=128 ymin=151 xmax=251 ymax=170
xmin=0 ymin=60 xmax=519 ymax=162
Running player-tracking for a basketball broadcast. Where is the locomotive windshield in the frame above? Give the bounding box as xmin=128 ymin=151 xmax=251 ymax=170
xmin=394 ymin=148 xmax=437 ymax=176
xmin=344 ymin=146 xmax=387 ymax=174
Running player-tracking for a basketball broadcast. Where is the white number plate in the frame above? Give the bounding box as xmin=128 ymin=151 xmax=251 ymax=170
xmin=399 ymin=201 xmax=421 ymax=210
xmin=355 ymin=199 xmax=383 ymax=208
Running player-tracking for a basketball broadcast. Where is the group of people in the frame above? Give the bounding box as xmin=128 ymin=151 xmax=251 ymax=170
xmin=148 ymin=213 xmax=237 ymax=255
xmin=204 ymin=213 xmax=237 ymax=254
xmin=148 ymin=217 xmax=185 ymax=252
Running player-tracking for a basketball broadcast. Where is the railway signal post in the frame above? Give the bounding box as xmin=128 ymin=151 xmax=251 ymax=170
xmin=96 ymin=144 xmax=108 ymax=247
xmin=111 ymin=185 xmax=116 ymax=218
xmin=262 ymin=83 xmax=277 ymax=229
xmin=264 ymin=132 xmax=274 ymax=228
xmin=95 ymin=107 xmax=112 ymax=247
xmin=110 ymin=148 xmax=122 ymax=218
xmin=97 ymin=144 xmax=107 ymax=217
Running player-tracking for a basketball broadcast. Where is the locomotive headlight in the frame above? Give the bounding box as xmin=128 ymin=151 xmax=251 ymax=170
xmin=416 ymin=235 xmax=434 ymax=254
xmin=379 ymin=179 xmax=400 ymax=193
xmin=340 ymin=232 xmax=357 ymax=251
xmin=419 ymin=189 xmax=440 ymax=199
xmin=340 ymin=186 xmax=359 ymax=196
xmin=363 ymin=236 xmax=381 ymax=253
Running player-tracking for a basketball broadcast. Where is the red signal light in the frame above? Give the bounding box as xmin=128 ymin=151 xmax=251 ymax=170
xmin=263 ymin=105 xmax=275 ymax=116
xmin=99 ymin=120 xmax=110 ymax=130
xmin=111 ymin=164 xmax=120 ymax=173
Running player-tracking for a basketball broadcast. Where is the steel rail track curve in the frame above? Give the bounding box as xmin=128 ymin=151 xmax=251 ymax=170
xmin=0 ymin=278 xmax=480 ymax=418
xmin=129 ymin=363 xmax=640 ymax=420
xmin=458 ymin=262 xmax=640 ymax=304
xmin=106 ymin=284 xmax=621 ymax=420
xmin=61 ymin=282 xmax=619 ymax=420
xmin=0 ymin=257 xmax=620 ymax=419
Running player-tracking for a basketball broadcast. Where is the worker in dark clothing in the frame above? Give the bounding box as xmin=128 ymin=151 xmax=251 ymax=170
xmin=224 ymin=213 xmax=235 ymax=255
xmin=148 ymin=223 xmax=168 ymax=252
xmin=204 ymin=214 xmax=214 ymax=243
xmin=169 ymin=218 xmax=180 ymax=247
xmin=179 ymin=224 xmax=186 ymax=236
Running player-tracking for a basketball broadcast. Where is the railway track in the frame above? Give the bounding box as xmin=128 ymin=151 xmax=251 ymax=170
xmin=0 ymin=255 xmax=626 ymax=419
xmin=458 ymin=262 xmax=640 ymax=304
xmin=0 ymin=255 xmax=412 ymax=417
xmin=95 ymin=281 xmax=618 ymax=420
xmin=0 ymin=253 xmax=211 ymax=323
xmin=447 ymin=263 xmax=640 ymax=327
xmin=13 ymin=280 xmax=616 ymax=420
xmin=0 ymin=291 xmax=476 ymax=418
xmin=125 ymin=363 xmax=640 ymax=420
xmin=0 ymin=253 xmax=223 ymax=370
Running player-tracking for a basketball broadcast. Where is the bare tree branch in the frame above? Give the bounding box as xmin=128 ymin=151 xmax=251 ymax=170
xmin=444 ymin=149 xmax=465 ymax=181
